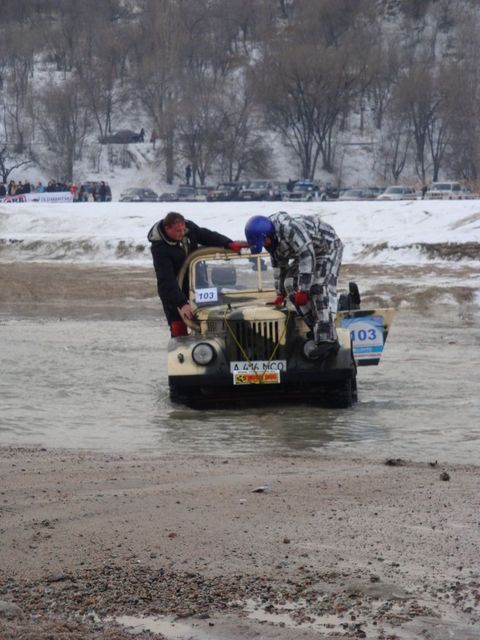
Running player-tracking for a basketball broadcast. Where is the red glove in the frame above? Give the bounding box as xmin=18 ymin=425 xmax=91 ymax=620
xmin=228 ymin=241 xmax=248 ymax=253
xmin=295 ymin=290 xmax=309 ymax=306
xmin=268 ymin=292 xmax=286 ymax=306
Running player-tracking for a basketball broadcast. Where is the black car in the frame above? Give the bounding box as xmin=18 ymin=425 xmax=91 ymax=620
xmin=119 ymin=187 xmax=158 ymax=202
xmin=158 ymin=192 xmax=179 ymax=202
xmin=207 ymin=182 xmax=246 ymax=202
xmin=99 ymin=129 xmax=142 ymax=144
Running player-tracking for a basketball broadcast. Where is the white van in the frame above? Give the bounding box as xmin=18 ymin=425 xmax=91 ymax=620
xmin=425 ymin=182 xmax=469 ymax=200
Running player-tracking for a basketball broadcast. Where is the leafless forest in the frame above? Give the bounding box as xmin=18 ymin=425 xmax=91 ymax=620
xmin=1 ymin=0 xmax=480 ymax=187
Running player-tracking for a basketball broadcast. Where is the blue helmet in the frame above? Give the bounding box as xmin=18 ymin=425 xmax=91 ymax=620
xmin=245 ymin=215 xmax=275 ymax=254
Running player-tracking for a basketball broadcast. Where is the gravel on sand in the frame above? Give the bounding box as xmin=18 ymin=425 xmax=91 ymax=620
xmin=1 ymin=447 xmax=479 ymax=639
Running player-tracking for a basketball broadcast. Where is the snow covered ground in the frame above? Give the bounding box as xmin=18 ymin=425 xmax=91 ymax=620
xmin=1 ymin=198 xmax=478 ymax=266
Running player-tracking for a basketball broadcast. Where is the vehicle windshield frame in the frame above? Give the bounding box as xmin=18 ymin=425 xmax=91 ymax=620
xmin=179 ymin=250 xmax=276 ymax=312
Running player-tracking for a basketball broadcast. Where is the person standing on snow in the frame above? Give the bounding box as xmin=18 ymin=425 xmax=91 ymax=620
xmin=245 ymin=212 xmax=343 ymax=358
xmin=148 ymin=211 xmax=247 ymax=336
xmin=98 ymin=181 xmax=108 ymax=202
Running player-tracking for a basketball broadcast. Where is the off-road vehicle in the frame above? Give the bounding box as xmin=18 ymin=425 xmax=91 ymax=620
xmin=168 ymin=248 xmax=394 ymax=408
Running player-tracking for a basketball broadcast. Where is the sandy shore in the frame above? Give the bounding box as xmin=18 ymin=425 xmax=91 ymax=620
xmin=1 ymin=263 xmax=479 ymax=638
xmin=1 ymin=447 xmax=479 ymax=639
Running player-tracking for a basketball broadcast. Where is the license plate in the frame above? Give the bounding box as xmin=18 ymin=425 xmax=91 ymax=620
xmin=233 ymin=371 xmax=280 ymax=385
xmin=230 ymin=360 xmax=287 ymax=373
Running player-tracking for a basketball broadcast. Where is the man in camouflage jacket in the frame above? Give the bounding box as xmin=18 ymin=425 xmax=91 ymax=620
xmin=246 ymin=211 xmax=343 ymax=355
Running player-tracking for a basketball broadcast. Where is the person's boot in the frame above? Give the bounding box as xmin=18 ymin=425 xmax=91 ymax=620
xmin=309 ymin=340 xmax=340 ymax=359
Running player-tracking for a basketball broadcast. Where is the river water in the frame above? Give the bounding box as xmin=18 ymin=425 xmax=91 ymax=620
xmin=1 ymin=302 xmax=479 ymax=464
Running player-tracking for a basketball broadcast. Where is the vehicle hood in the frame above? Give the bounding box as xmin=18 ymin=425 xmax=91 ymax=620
xmin=196 ymin=303 xmax=285 ymax=323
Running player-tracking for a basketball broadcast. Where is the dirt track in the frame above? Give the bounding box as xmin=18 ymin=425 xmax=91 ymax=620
xmin=0 ymin=262 xmax=477 ymax=314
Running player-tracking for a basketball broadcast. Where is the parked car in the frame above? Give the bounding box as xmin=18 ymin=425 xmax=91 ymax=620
xmin=98 ymin=129 xmax=142 ymax=144
xmin=270 ymin=181 xmax=289 ymax=201
xmin=367 ymin=186 xmax=385 ymax=198
xmin=119 ymin=187 xmax=159 ymax=202
xmin=157 ymin=191 xmax=178 ymax=202
xmin=283 ymin=180 xmax=319 ymax=202
xmin=207 ymin=182 xmax=245 ymax=202
xmin=376 ymin=186 xmax=417 ymax=201
xmin=318 ymin=185 xmax=340 ymax=201
xmin=194 ymin=186 xmax=215 ymax=201
xmin=80 ymin=181 xmax=112 ymax=202
xmin=425 ymin=181 xmax=470 ymax=200
xmin=238 ymin=180 xmax=274 ymax=201
xmin=338 ymin=188 xmax=375 ymax=201
xmin=175 ymin=185 xmax=198 ymax=201
xmin=167 ymin=248 xmax=395 ymax=409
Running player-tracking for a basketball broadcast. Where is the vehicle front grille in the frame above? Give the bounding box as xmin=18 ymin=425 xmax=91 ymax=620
xmin=205 ymin=320 xmax=224 ymax=333
xmin=225 ymin=319 xmax=285 ymax=361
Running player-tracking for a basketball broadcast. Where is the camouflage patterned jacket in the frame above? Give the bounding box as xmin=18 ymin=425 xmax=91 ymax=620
xmin=268 ymin=211 xmax=343 ymax=293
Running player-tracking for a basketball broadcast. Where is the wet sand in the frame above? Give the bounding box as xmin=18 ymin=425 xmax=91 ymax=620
xmin=0 ymin=448 xmax=479 ymax=639
xmin=1 ymin=263 xmax=479 ymax=639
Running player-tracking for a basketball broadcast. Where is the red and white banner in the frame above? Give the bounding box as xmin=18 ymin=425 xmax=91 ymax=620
xmin=0 ymin=192 xmax=74 ymax=203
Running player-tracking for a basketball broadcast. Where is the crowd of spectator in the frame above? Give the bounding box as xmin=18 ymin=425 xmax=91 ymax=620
xmin=0 ymin=179 xmax=70 ymax=197
xmin=0 ymin=179 xmax=111 ymax=201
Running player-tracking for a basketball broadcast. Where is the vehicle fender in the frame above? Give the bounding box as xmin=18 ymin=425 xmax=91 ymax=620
xmin=168 ymin=336 xmax=229 ymax=377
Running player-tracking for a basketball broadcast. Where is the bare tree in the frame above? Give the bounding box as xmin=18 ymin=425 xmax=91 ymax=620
xmin=0 ymin=20 xmax=39 ymax=153
xmin=369 ymin=35 xmax=401 ymax=130
xmin=75 ymin=20 xmax=133 ymax=138
xmin=443 ymin=2 xmax=480 ymax=181
xmin=216 ymin=84 xmax=271 ymax=182
xmin=176 ymin=80 xmax=223 ymax=186
xmin=393 ymin=63 xmax=438 ymax=183
xmin=0 ymin=145 xmax=30 ymax=183
xmin=131 ymin=0 xmax=188 ymax=183
xmin=36 ymin=78 xmax=91 ymax=181
xmin=257 ymin=38 xmax=363 ymax=178
xmin=379 ymin=110 xmax=412 ymax=182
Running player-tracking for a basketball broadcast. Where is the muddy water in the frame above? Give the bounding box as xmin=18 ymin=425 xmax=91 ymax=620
xmin=1 ymin=303 xmax=479 ymax=464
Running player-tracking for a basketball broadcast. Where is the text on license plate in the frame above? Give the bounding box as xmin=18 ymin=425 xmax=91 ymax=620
xmin=233 ymin=371 xmax=280 ymax=385
xmin=230 ymin=360 xmax=287 ymax=373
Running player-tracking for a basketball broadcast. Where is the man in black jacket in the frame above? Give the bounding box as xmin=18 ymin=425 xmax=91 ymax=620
xmin=148 ymin=211 xmax=246 ymax=335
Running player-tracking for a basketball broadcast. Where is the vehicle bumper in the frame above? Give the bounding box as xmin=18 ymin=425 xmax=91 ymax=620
xmin=169 ymin=366 xmax=355 ymax=405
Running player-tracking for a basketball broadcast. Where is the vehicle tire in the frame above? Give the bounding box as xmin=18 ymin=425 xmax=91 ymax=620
xmin=326 ymin=373 xmax=357 ymax=408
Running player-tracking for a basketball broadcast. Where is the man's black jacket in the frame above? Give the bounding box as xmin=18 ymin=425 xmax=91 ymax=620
xmin=147 ymin=219 xmax=232 ymax=323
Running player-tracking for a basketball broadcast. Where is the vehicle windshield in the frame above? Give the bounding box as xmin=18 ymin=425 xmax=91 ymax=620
xmin=190 ymin=254 xmax=275 ymax=308
xmin=386 ymin=187 xmax=403 ymax=194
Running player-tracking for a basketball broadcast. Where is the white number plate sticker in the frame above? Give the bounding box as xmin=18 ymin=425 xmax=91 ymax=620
xmin=195 ymin=287 xmax=218 ymax=303
xmin=340 ymin=315 xmax=384 ymax=361
xmin=230 ymin=360 xmax=287 ymax=373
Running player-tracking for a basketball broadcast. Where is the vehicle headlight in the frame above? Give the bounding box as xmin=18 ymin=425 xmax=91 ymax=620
xmin=192 ymin=343 xmax=215 ymax=365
